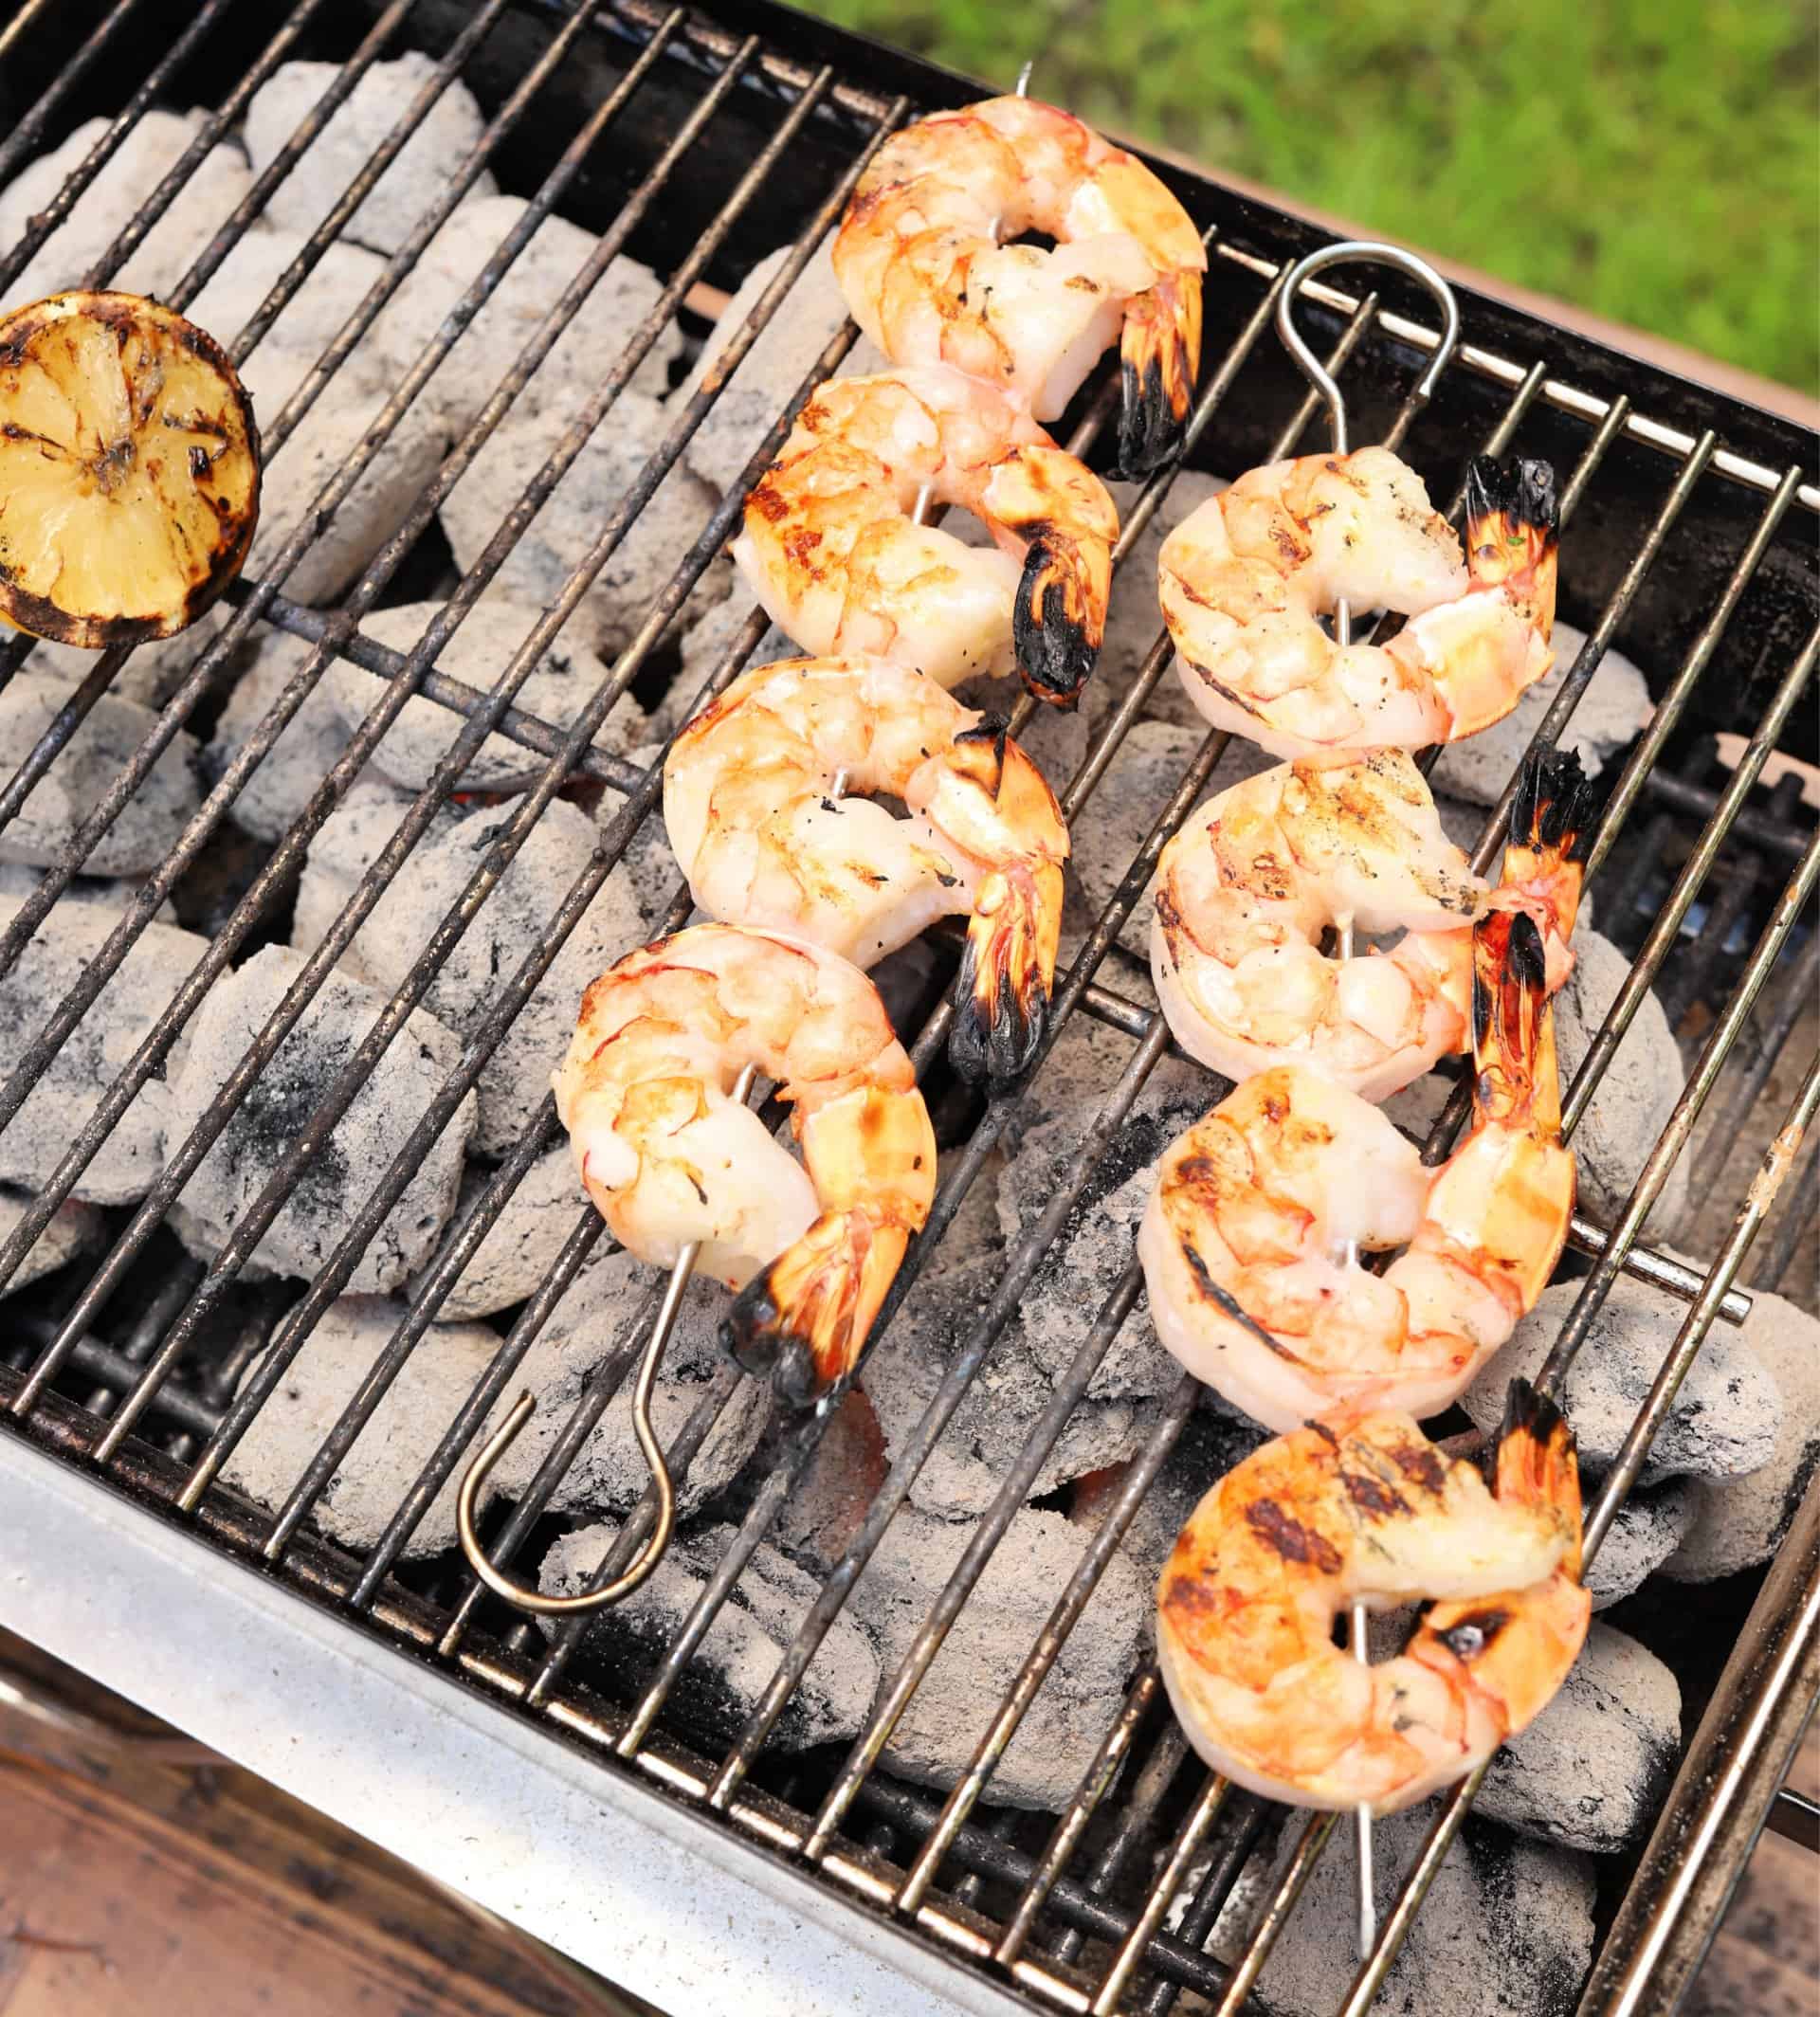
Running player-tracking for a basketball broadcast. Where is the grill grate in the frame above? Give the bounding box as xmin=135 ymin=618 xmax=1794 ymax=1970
xmin=0 ymin=2 xmax=1815 ymax=2012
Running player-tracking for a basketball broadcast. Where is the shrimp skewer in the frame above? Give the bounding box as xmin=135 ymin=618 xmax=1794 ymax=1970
xmin=553 ymin=923 xmax=937 ymax=1402
xmin=1139 ymin=750 xmax=1590 ymax=1430
xmin=1158 ymin=448 xmax=1558 ymax=761
xmin=1156 ymin=1379 xmax=1591 ymax=1814
xmin=832 ymin=96 xmax=1206 ymax=475
xmin=733 ymin=365 xmax=1119 ymax=706
xmin=1150 ymin=747 xmax=1580 ymax=1100
xmin=664 ymin=655 xmax=1069 ymax=1082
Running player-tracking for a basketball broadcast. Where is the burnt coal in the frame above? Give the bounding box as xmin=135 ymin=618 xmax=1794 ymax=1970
xmin=413 ymin=1147 xmax=589 ymax=1321
xmin=0 ymin=1187 xmax=104 ymax=1291
xmin=165 ymin=943 xmax=474 ymax=1291
xmin=539 ymin=1518 xmax=880 ymax=1753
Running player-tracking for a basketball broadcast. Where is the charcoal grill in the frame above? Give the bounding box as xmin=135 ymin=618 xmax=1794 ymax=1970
xmin=0 ymin=3 xmax=1815 ymax=2012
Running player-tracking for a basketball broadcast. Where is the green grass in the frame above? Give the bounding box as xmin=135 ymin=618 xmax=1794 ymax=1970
xmin=802 ymin=0 xmax=1819 ymax=396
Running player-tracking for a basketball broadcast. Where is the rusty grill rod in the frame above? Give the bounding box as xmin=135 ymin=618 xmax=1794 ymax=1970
xmin=0 ymin=5 xmax=1814 ymax=2013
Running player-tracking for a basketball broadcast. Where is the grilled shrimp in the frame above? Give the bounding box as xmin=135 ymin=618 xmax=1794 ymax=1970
xmin=1159 ymin=449 xmax=1558 ymax=760
xmin=1151 ymin=748 xmax=1581 ymax=1100
xmin=832 ymin=96 xmax=1206 ymax=474
xmin=1139 ymin=752 xmax=1590 ymax=1429
xmin=1156 ymin=1381 xmax=1591 ymax=1815
xmin=664 ymin=655 xmax=1069 ymax=1083
xmin=553 ymin=923 xmax=937 ymax=1401
xmin=732 ymin=365 xmax=1119 ymax=706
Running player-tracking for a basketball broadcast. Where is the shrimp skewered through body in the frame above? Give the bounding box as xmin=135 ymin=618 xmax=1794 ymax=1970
xmin=733 ymin=365 xmax=1119 ymax=706
xmin=1139 ymin=750 xmax=1591 ymax=1430
xmin=832 ymin=96 xmax=1206 ymax=476
xmin=664 ymin=655 xmax=1069 ymax=1083
xmin=1156 ymin=1379 xmax=1592 ymax=1814
xmin=1150 ymin=747 xmax=1580 ymax=1100
xmin=553 ymin=923 xmax=937 ymax=1402
xmin=1158 ymin=449 xmax=1557 ymax=761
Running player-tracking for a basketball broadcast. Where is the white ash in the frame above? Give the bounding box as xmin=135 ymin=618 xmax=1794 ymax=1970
xmin=497 ymin=1244 xmax=769 ymax=1521
xmin=325 ymin=596 xmax=647 ymax=794
xmin=1431 ymin=623 xmax=1653 ymax=810
xmin=366 ymin=193 xmax=680 ymax=436
xmin=241 ymin=54 xmax=497 ymax=258
xmin=438 ymin=388 xmax=728 ymax=661
xmin=1459 ymin=1272 xmax=1782 ymax=1483
xmin=1210 ymin=1803 xmax=1595 ymax=2017
xmin=772 ymin=1384 xmax=890 ymax=1573
xmin=1093 ymin=470 xmax=1228 ymax=726
xmin=677 ymin=243 xmax=886 ymax=500
xmin=1664 ymin=1290 xmax=1820 ymax=1583
xmin=0 ymin=1187 xmax=105 ymax=1292
xmin=186 ymin=227 xmax=391 ymax=403
xmin=0 ymin=862 xmax=174 ymax=924
xmin=290 ymin=773 xmax=463 ymax=967
xmin=28 ymin=605 xmax=242 ymax=713
xmin=0 ymin=895 xmax=207 ymax=1203
xmin=863 ymin=1250 xmax=1174 ymax=1521
xmin=206 ymin=630 xmax=355 ymax=845
xmin=246 ymin=354 xmax=451 ymax=607
xmin=411 ymin=1146 xmax=588 ymax=1320
xmin=846 ymin=1501 xmax=1148 ymax=1810
xmin=1585 ymin=1478 xmax=1697 ymax=1609
xmin=539 ymin=1517 xmax=880 ymax=1753
xmin=0 ymin=110 xmax=251 ymax=305
xmin=0 ymin=672 xmax=200 ymax=876
xmin=1553 ymin=927 xmax=1690 ymax=1235
xmin=164 ymin=942 xmax=474 ymax=1291
xmin=335 ymin=795 xmax=647 ymax=1156
xmin=1478 ymin=1622 xmax=1681 ymax=1856
xmin=221 ymin=1294 xmax=508 ymax=1556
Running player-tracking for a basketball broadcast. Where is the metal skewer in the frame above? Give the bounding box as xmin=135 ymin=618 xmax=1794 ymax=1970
xmin=1275 ymin=240 xmax=1463 ymax=1962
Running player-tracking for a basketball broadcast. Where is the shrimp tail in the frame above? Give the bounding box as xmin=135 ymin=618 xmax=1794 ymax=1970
xmin=1501 ymin=743 xmax=1593 ymax=944
xmin=1470 ymin=908 xmax=1552 ymax=1122
xmin=1465 ymin=456 xmax=1559 ymax=630
xmin=1493 ymin=1377 xmax=1583 ymax=1577
xmin=1117 ymin=271 xmax=1202 ymax=477
xmin=1014 ymin=529 xmax=1107 ymax=707
xmin=950 ymin=861 xmax=1063 ymax=1083
xmin=720 ymin=1207 xmax=909 ymax=1403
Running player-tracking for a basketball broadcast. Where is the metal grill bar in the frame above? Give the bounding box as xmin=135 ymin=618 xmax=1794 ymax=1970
xmin=0 ymin=6 xmax=1813 ymax=2014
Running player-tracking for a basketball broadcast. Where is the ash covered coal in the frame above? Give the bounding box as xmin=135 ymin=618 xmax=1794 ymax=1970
xmin=367 ymin=194 xmax=681 ymax=436
xmin=333 ymin=795 xmax=647 ymax=1157
xmin=539 ymin=1518 xmax=880 ymax=1754
xmin=221 ymin=1295 xmax=515 ymax=1556
xmin=289 ymin=774 xmax=464 ymax=964
xmin=242 ymin=56 xmax=496 ymax=258
xmin=846 ymin=1502 xmax=1148 ymax=1810
xmin=207 ymin=635 xmax=356 ymax=846
xmin=322 ymin=597 xmax=649 ymax=795
xmin=1460 ymin=1272 xmax=1782 ymax=1484
xmin=164 ymin=943 xmax=474 ymax=1292
xmin=0 ymin=895 xmax=210 ymax=1204
xmin=0 ymin=1188 xmax=105 ymax=1291
xmin=1208 ymin=1801 xmax=1595 ymax=2017
xmin=0 ymin=673 xmax=200 ymax=876
xmin=412 ymin=1146 xmax=588 ymax=1321
xmin=494 ymin=1245 xmax=769 ymax=1523
xmin=0 ymin=110 xmax=251 ymax=305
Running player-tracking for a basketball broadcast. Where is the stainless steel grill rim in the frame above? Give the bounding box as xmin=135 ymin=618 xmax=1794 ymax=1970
xmin=0 ymin=4 xmax=1814 ymax=2014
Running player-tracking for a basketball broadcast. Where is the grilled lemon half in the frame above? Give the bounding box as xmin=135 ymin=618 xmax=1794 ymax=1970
xmin=0 ymin=290 xmax=260 ymax=648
